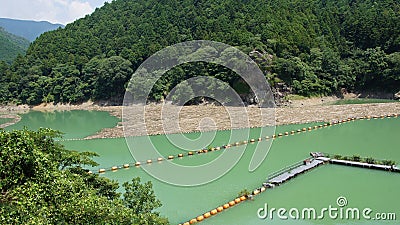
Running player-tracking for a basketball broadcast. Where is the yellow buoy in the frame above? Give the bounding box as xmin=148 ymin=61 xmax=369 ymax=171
xmin=111 ymin=166 xmax=118 ymax=171
xmin=272 ymin=134 xmax=276 ymax=138
xmin=260 ymin=187 xmax=266 ymax=192
xmin=253 ymin=189 xmax=260 ymax=195
xmin=203 ymin=212 xmax=211 ymax=218
xmin=168 ymin=155 xmax=174 ymax=160
xmin=188 ymin=152 xmax=193 ymax=155
xmin=147 ymin=160 xmax=152 ymax=164
xmin=196 ymin=215 xmax=204 ymax=221
xmin=183 ymin=222 xmax=190 ymax=225
xmin=278 ymin=133 xmax=283 ymax=137
xmin=265 ymin=136 xmax=270 ymax=139
xmin=234 ymin=198 xmax=241 ymax=203
xmin=216 ymin=147 xmax=221 ymax=150
xmin=243 ymin=140 xmax=248 ymax=144
xmin=308 ymin=127 xmax=312 ymax=130
xmin=229 ymin=201 xmax=235 ymax=206
xmin=284 ymin=132 xmax=289 ymax=135
xmin=189 ymin=219 xmax=197 ymax=224
xmin=135 ymin=162 xmax=141 ymax=166
xmin=211 ymin=209 xmax=218 ymax=215
xmin=99 ymin=169 xmax=106 ymax=173
xmin=302 ymin=128 xmax=307 ymax=131
xmin=157 ymin=157 xmax=163 ymax=161
xmin=240 ymin=196 xmax=246 ymax=201
xmin=178 ymin=153 xmax=184 ymax=157
xmin=258 ymin=137 xmax=262 ymax=141
xmin=250 ymin=139 xmax=255 ymax=142
xmin=123 ymin=164 xmax=130 ymax=168
xmin=223 ymin=204 xmax=230 ymax=209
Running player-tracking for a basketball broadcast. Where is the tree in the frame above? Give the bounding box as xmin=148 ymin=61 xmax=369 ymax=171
xmin=0 ymin=128 xmax=169 ymax=224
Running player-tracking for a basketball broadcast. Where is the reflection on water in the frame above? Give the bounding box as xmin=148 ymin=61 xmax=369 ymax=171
xmin=5 ymin=110 xmax=120 ymax=139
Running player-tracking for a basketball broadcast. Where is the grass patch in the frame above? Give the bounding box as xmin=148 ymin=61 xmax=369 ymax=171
xmin=283 ymin=94 xmax=308 ymax=101
xmin=327 ymin=98 xmax=398 ymax=105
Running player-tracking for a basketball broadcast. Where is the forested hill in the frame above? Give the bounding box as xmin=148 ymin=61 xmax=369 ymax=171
xmin=1 ymin=0 xmax=399 ymax=105
xmin=0 ymin=27 xmax=30 ymax=64
xmin=0 ymin=18 xmax=64 ymax=42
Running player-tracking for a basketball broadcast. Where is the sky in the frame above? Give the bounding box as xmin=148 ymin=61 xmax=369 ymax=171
xmin=0 ymin=0 xmax=111 ymax=25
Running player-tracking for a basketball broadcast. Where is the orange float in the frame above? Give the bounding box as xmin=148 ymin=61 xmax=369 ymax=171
xmin=196 ymin=215 xmax=204 ymax=222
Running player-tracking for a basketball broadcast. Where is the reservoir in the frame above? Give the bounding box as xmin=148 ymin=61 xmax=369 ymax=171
xmin=5 ymin=110 xmax=400 ymax=224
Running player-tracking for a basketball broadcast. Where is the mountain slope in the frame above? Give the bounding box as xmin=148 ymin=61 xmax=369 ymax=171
xmin=0 ymin=18 xmax=64 ymax=41
xmin=0 ymin=0 xmax=399 ymax=105
xmin=0 ymin=27 xmax=30 ymax=64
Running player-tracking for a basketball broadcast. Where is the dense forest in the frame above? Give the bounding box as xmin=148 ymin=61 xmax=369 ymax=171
xmin=0 ymin=128 xmax=169 ymax=224
xmin=0 ymin=27 xmax=30 ymax=64
xmin=0 ymin=0 xmax=399 ymax=105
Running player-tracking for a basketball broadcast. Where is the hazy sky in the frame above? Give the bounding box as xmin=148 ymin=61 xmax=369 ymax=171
xmin=0 ymin=0 xmax=111 ymax=25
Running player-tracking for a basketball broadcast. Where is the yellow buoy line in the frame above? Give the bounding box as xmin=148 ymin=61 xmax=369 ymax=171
xmin=179 ymin=195 xmax=249 ymax=225
xmin=56 ymin=113 xmax=398 ymax=143
xmin=86 ymin=113 xmax=399 ymax=175
xmin=179 ymin=155 xmax=332 ymax=225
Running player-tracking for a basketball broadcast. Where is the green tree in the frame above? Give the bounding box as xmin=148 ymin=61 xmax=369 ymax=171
xmin=0 ymin=128 xmax=169 ymax=224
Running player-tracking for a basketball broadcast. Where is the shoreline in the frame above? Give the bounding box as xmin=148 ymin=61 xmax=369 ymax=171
xmin=1 ymin=98 xmax=399 ymax=138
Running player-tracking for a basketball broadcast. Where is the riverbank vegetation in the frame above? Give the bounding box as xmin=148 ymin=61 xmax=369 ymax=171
xmin=0 ymin=0 xmax=399 ymax=105
xmin=0 ymin=128 xmax=169 ymax=224
xmin=328 ymin=153 xmax=396 ymax=166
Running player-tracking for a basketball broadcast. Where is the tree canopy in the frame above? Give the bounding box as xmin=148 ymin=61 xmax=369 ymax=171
xmin=0 ymin=27 xmax=30 ymax=64
xmin=1 ymin=0 xmax=399 ymax=105
xmin=0 ymin=128 xmax=169 ymax=225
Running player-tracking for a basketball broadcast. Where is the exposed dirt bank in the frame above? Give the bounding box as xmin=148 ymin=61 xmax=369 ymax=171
xmin=1 ymin=98 xmax=399 ymax=138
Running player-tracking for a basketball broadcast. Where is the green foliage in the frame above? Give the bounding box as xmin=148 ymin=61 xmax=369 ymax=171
xmin=351 ymin=154 xmax=361 ymax=162
xmin=0 ymin=27 xmax=30 ymax=64
xmin=381 ymin=160 xmax=396 ymax=166
xmin=1 ymin=0 xmax=400 ymax=104
xmin=330 ymin=153 xmax=396 ymax=166
xmin=364 ymin=157 xmax=375 ymax=164
xmin=0 ymin=128 xmax=169 ymax=224
xmin=238 ymin=189 xmax=250 ymax=197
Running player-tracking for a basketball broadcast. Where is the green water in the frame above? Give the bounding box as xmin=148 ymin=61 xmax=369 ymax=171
xmin=0 ymin=117 xmax=12 ymax=125
xmin=64 ymin=117 xmax=400 ymax=224
xmin=5 ymin=110 xmax=120 ymax=139
xmin=8 ymin=110 xmax=400 ymax=224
